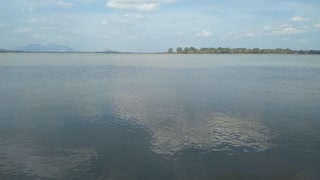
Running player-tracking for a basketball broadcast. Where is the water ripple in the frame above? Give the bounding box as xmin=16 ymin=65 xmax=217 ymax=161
xmin=0 ymin=134 xmax=97 ymax=179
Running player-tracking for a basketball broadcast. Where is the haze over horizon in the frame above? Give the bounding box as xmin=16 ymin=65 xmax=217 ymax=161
xmin=0 ymin=0 xmax=320 ymax=52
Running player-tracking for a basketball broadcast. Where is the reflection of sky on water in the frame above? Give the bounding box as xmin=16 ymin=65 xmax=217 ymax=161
xmin=112 ymin=92 xmax=272 ymax=157
xmin=1 ymin=54 xmax=320 ymax=179
xmin=0 ymin=134 xmax=97 ymax=178
xmin=1 ymin=54 xmax=320 ymax=68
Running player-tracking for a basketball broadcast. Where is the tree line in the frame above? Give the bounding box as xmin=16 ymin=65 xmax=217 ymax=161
xmin=167 ymin=47 xmax=320 ymax=54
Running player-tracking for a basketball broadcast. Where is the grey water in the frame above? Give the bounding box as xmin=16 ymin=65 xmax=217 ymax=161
xmin=0 ymin=53 xmax=320 ymax=180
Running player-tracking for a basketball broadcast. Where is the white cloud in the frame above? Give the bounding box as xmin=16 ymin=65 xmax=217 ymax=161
xmin=290 ymin=16 xmax=309 ymax=22
xmin=105 ymin=0 xmax=176 ymax=11
xmin=222 ymin=24 xmax=306 ymax=39
xmin=33 ymin=34 xmax=46 ymax=39
xmin=263 ymin=26 xmax=273 ymax=31
xmin=100 ymin=13 xmax=145 ymax=26
xmin=57 ymin=0 xmax=73 ymax=8
xmin=269 ymin=27 xmax=304 ymax=35
xmin=262 ymin=24 xmax=306 ymax=35
xmin=29 ymin=18 xmax=38 ymax=23
xmin=14 ymin=28 xmax=31 ymax=33
xmin=220 ymin=31 xmax=258 ymax=39
xmin=196 ymin=29 xmax=212 ymax=37
xmin=102 ymin=35 xmax=112 ymax=39
xmin=315 ymin=23 xmax=320 ymax=28
xmin=175 ymin=32 xmax=185 ymax=36
xmin=128 ymin=35 xmax=138 ymax=39
xmin=299 ymin=38 xmax=308 ymax=43
xmin=124 ymin=13 xmax=144 ymax=18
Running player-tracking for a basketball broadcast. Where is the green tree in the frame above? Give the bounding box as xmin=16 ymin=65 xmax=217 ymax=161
xmin=167 ymin=48 xmax=173 ymax=53
xmin=189 ymin=47 xmax=198 ymax=53
xmin=167 ymin=47 xmax=315 ymax=54
xmin=176 ymin=47 xmax=183 ymax=53
xmin=184 ymin=47 xmax=190 ymax=54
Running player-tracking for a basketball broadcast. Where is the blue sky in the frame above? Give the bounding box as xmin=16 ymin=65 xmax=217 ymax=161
xmin=0 ymin=0 xmax=319 ymax=52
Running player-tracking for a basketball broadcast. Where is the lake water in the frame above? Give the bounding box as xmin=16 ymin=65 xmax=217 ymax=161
xmin=0 ymin=53 xmax=320 ymax=180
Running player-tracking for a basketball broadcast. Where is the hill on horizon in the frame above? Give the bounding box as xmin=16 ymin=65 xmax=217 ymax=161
xmin=14 ymin=43 xmax=76 ymax=52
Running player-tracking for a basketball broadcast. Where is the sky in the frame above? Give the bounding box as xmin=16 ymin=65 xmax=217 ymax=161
xmin=0 ymin=0 xmax=320 ymax=52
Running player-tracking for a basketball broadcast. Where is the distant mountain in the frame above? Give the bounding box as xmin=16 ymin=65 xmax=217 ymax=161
xmin=99 ymin=49 xmax=120 ymax=53
xmin=14 ymin=43 xmax=76 ymax=52
xmin=0 ymin=48 xmax=23 ymax=53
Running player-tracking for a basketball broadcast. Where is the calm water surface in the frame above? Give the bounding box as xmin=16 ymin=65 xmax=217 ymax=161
xmin=0 ymin=54 xmax=320 ymax=179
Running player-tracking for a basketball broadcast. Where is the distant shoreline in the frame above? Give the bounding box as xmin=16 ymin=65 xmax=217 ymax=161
xmin=166 ymin=47 xmax=320 ymax=55
xmin=1 ymin=52 xmax=320 ymax=55
xmin=1 ymin=48 xmax=320 ymax=55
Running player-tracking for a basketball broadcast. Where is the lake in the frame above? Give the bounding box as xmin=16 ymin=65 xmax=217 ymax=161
xmin=0 ymin=53 xmax=320 ymax=180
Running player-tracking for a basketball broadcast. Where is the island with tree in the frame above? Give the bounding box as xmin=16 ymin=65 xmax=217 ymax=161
xmin=167 ymin=47 xmax=320 ymax=54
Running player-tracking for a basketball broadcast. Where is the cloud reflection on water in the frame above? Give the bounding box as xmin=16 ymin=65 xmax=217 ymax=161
xmin=0 ymin=134 xmax=97 ymax=178
xmin=112 ymin=92 xmax=272 ymax=157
